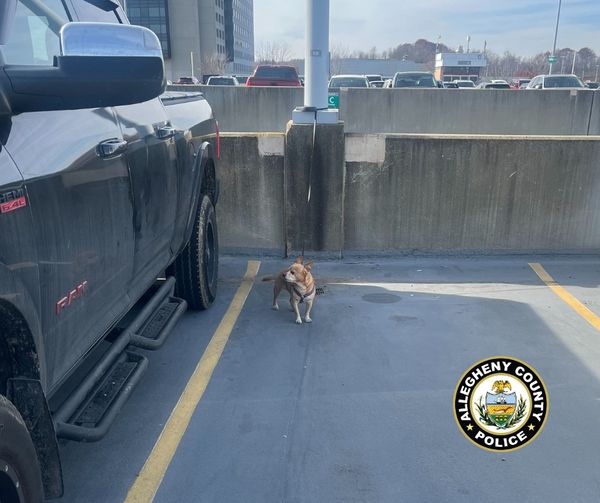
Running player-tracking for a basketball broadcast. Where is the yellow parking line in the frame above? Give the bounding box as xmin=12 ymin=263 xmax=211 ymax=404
xmin=529 ymin=262 xmax=600 ymax=332
xmin=124 ymin=260 xmax=261 ymax=503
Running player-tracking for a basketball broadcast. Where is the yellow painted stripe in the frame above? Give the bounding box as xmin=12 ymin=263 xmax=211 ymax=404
xmin=529 ymin=262 xmax=600 ymax=332
xmin=124 ymin=260 xmax=261 ymax=503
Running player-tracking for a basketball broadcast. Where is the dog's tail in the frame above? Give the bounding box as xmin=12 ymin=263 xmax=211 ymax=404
xmin=262 ymin=276 xmax=276 ymax=282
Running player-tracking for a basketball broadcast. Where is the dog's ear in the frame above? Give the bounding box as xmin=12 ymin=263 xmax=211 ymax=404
xmin=305 ymin=261 xmax=313 ymax=271
xmin=295 ymin=256 xmax=304 ymax=264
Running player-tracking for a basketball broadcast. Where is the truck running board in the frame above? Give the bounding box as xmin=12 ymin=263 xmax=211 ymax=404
xmin=54 ymin=277 xmax=187 ymax=442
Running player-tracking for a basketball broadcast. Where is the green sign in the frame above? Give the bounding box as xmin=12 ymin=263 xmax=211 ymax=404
xmin=548 ymin=55 xmax=558 ymax=64
xmin=328 ymin=94 xmax=339 ymax=109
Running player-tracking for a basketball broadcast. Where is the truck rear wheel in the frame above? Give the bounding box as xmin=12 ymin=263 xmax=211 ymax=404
xmin=171 ymin=194 xmax=218 ymax=310
xmin=0 ymin=395 xmax=44 ymax=503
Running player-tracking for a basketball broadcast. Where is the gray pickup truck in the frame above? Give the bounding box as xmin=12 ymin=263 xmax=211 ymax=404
xmin=0 ymin=1 xmax=220 ymax=500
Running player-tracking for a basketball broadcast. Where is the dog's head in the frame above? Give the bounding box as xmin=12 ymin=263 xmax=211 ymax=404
xmin=284 ymin=256 xmax=314 ymax=285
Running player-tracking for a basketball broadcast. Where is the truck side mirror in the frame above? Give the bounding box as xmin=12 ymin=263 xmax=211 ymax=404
xmin=0 ymin=0 xmax=17 ymax=44
xmin=1 ymin=22 xmax=166 ymax=115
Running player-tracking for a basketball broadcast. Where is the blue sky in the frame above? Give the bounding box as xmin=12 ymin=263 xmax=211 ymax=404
xmin=254 ymin=0 xmax=600 ymax=57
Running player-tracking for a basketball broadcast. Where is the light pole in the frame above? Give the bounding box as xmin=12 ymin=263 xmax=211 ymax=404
xmin=571 ymin=50 xmax=577 ymax=75
xmin=595 ymin=64 xmax=599 ymax=82
xmin=549 ymin=0 xmax=562 ymax=75
xmin=292 ymin=0 xmax=337 ymax=124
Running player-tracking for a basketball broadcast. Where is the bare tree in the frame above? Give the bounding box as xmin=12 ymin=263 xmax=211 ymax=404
xmin=255 ymin=41 xmax=292 ymax=64
xmin=201 ymin=53 xmax=228 ymax=78
xmin=330 ymin=42 xmax=351 ymax=75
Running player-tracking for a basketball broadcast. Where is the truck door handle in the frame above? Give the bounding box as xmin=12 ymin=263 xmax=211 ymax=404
xmin=97 ymin=138 xmax=128 ymax=158
xmin=156 ymin=126 xmax=176 ymax=139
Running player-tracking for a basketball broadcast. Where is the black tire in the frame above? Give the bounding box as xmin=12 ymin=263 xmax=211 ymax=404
xmin=171 ymin=194 xmax=218 ymax=310
xmin=0 ymin=395 xmax=44 ymax=503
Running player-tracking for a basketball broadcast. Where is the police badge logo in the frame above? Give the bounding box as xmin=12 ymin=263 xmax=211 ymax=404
xmin=453 ymin=357 xmax=548 ymax=451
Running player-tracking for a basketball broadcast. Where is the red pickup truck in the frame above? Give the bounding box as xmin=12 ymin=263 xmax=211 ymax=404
xmin=246 ymin=65 xmax=302 ymax=87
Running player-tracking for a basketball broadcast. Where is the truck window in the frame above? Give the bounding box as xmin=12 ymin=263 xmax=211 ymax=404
xmin=70 ymin=0 xmax=122 ymax=23
xmin=1 ymin=0 xmax=70 ymax=66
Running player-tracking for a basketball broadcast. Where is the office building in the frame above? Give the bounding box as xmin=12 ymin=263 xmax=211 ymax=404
xmin=125 ymin=0 xmax=254 ymax=81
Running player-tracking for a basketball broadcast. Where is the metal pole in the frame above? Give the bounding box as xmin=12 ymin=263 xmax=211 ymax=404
xmin=595 ymin=64 xmax=599 ymax=82
xmin=571 ymin=50 xmax=577 ymax=74
xmin=304 ymin=0 xmax=329 ymax=110
xmin=549 ymin=0 xmax=562 ymax=75
xmin=190 ymin=52 xmax=194 ymax=79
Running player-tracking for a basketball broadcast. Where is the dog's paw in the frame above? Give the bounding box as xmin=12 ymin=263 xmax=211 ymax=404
xmin=272 ymin=304 xmax=279 ymax=311
xmin=304 ymin=316 xmax=312 ymax=323
xmin=295 ymin=318 xmax=303 ymax=324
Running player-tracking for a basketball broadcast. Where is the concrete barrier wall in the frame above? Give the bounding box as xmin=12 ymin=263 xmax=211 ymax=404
xmin=168 ymin=85 xmax=303 ymax=132
xmin=344 ymin=134 xmax=600 ymax=253
xmin=217 ymin=131 xmax=600 ymax=255
xmin=168 ymin=85 xmax=598 ymax=135
xmin=339 ymin=88 xmax=598 ymax=135
xmin=217 ymin=133 xmax=285 ymax=255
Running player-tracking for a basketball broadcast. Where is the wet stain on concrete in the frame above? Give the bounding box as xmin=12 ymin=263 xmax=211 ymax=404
xmin=390 ymin=315 xmax=419 ymax=322
xmin=362 ymin=293 xmax=402 ymax=304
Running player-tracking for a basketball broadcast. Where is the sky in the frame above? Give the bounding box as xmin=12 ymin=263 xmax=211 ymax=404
xmin=253 ymin=0 xmax=600 ymax=58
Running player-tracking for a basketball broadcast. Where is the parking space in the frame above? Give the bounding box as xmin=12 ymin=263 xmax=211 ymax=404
xmin=57 ymin=256 xmax=600 ymax=502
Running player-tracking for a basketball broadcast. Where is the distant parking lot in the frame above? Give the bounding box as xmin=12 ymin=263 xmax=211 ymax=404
xmin=58 ymin=255 xmax=600 ymax=502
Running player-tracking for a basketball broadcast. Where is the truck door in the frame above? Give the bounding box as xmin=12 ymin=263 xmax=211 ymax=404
xmin=1 ymin=0 xmax=136 ymax=389
xmin=113 ymin=100 xmax=179 ymax=296
xmin=68 ymin=0 xmax=179 ymax=297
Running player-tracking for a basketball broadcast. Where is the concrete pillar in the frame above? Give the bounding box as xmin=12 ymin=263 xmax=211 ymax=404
xmin=284 ymin=121 xmax=345 ymax=257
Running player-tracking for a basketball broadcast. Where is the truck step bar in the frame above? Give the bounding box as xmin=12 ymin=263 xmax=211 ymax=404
xmin=54 ymin=277 xmax=187 ymax=442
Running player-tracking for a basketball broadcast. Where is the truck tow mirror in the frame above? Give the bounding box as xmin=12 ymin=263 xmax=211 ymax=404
xmin=0 ymin=0 xmax=17 ymax=44
xmin=1 ymin=22 xmax=166 ymax=116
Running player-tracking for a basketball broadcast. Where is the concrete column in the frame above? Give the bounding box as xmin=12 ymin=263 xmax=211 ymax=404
xmin=284 ymin=121 xmax=345 ymax=257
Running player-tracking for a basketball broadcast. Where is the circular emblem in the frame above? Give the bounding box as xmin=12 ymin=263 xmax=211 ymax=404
xmin=453 ymin=357 xmax=548 ymax=451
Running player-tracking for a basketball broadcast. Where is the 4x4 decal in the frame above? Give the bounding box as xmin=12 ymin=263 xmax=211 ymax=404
xmin=0 ymin=188 xmax=27 ymax=214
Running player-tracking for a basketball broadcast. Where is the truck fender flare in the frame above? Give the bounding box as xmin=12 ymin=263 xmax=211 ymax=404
xmin=180 ymin=141 xmax=215 ymax=252
xmin=0 ymin=262 xmax=46 ymax=388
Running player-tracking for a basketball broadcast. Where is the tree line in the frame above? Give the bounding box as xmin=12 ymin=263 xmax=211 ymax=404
xmin=256 ymin=39 xmax=600 ymax=81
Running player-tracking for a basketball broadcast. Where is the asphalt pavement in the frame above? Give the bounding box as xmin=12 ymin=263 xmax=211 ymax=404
xmin=56 ymin=255 xmax=600 ymax=502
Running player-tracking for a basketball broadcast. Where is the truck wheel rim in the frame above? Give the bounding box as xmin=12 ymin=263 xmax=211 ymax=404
xmin=205 ymin=220 xmax=216 ymax=287
xmin=0 ymin=458 xmax=25 ymax=503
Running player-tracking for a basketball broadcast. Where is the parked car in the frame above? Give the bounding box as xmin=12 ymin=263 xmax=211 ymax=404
xmin=234 ymin=75 xmax=249 ymax=85
xmin=369 ymin=80 xmax=386 ymax=88
xmin=207 ymin=75 xmax=239 ymax=86
xmin=392 ymin=72 xmax=437 ymax=88
xmin=0 ymin=0 xmax=220 ymax=499
xmin=511 ymin=78 xmax=531 ymax=89
xmin=443 ymin=82 xmax=459 ymax=88
xmin=246 ymin=65 xmax=302 ymax=87
xmin=585 ymin=82 xmax=599 ymax=89
xmin=383 ymin=79 xmax=393 ymax=88
xmin=477 ymin=82 xmax=511 ymax=89
xmin=452 ymin=80 xmax=476 ymax=88
xmin=176 ymin=76 xmax=200 ymax=85
xmin=366 ymin=74 xmax=383 ymax=84
xmin=526 ymin=74 xmax=586 ymax=90
xmin=328 ymin=75 xmax=370 ymax=88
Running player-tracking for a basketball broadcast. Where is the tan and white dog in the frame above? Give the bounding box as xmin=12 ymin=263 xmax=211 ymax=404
xmin=262 ymin=257 xmax=316 ymax=324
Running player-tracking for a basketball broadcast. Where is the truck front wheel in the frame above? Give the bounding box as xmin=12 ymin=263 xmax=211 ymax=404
xmin=0 ymin=395 xmax=44 ymax=503
xmin=171 ymin=194 xmax=218 ymax=310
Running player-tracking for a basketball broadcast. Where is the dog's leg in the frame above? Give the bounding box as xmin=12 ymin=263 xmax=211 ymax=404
xmin=272 ymin=283 xmax=282 ymax=310
xmin=292 ymin=300 xmax=302 ymax=324
xmin=304 ymin=299 xmax=313 ymax=323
